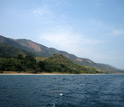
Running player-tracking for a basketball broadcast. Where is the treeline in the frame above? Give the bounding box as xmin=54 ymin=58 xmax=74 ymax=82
xmin=0 ymin=54 xmax=36 ymax=73
xmin=0 ymin=54 xmax=77 ymax=73
xmin=0 ymin=54 xmax=100 ymax=74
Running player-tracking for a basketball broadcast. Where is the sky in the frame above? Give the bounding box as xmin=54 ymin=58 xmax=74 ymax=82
xmin=0 ymin=0 xmax=124 ymax=69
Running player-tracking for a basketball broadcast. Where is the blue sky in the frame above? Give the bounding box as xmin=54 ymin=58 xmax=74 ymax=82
xmin=0 ymin=0 xmax=124 ymax=69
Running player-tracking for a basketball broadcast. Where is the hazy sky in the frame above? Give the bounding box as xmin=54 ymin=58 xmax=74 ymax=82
xmin=0 ymin=0 xmax=124 ymax=69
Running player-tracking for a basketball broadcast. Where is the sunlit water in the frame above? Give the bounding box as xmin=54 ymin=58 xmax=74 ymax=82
xmin=0 ymin=74 xmax=124 ymax=107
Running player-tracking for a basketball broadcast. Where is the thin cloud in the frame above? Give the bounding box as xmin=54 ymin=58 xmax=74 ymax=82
xmin=88 ymin=19 xmax=112 ymax=30
xmin=32 ymin=6 xmax=52 ymax=16
xmin=32 ymin=5 xmax=55 ymax=24
xmin=39 ymin=28 xmax=103 ymax=58
xmin=112 ymin=30 xmax=124 ymax=35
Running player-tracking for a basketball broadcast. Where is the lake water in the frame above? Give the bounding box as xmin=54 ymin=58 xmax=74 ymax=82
xmin=0 ymin=74 xmax=124 ymax=107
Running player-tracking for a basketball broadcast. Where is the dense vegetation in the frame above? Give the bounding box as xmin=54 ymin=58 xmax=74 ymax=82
xmin=45 ymin=54 xmax=99 ymax=74
xmin=0 ymin=54 xmax=100 ymax=74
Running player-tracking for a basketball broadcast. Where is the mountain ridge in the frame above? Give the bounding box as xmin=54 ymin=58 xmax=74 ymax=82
xmin=0 ymin=35 xmax=121 ymax=73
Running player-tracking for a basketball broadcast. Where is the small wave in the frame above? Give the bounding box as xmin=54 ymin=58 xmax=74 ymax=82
xmin=59 ymin=93 xmax=63 ymax=96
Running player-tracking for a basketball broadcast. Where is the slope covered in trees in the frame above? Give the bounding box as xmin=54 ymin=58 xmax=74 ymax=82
xmin=0 ymin=44 xmax=28 ymax=58
xmin=0 ymin=35 xmax=121 ymax=73
xmin=0 ymin=54 xmax=100 ymax=74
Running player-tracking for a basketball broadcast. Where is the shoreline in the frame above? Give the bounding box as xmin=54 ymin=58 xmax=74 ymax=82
xmin=1 ymin=71 xmax=123 ymax=75
xmin=0 ymin=71 xmax=103 ymax=75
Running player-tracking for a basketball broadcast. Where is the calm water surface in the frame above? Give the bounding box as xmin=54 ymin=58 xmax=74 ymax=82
xmin=0 ymin=74 xmax=124 ymax=107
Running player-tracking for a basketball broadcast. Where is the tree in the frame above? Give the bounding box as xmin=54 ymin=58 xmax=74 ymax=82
xmin=17 ymin=54 xmax=23 ymax=60
xmin=25 ymin=55 xmax=36 ymax=64
xmin=38 ymin=61 xmax=46 ymax=71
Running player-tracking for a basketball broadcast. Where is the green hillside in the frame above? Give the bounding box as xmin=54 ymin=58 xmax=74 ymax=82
xmin=0 ymin=35 xmax=122 ymax=73
xmin=0 ymin=44 xmax=28 ymax=58
xmin=0 ymin=54 xmax=100 ymax=74
xmin=44 ymin=54 xmax=100 ymax=74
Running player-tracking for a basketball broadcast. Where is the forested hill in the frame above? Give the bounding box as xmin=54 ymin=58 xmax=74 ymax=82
xmin=0 ymin=54 xmax=100 ymax=74
xmin=0 ymin=35 xmax=122 ymax=73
